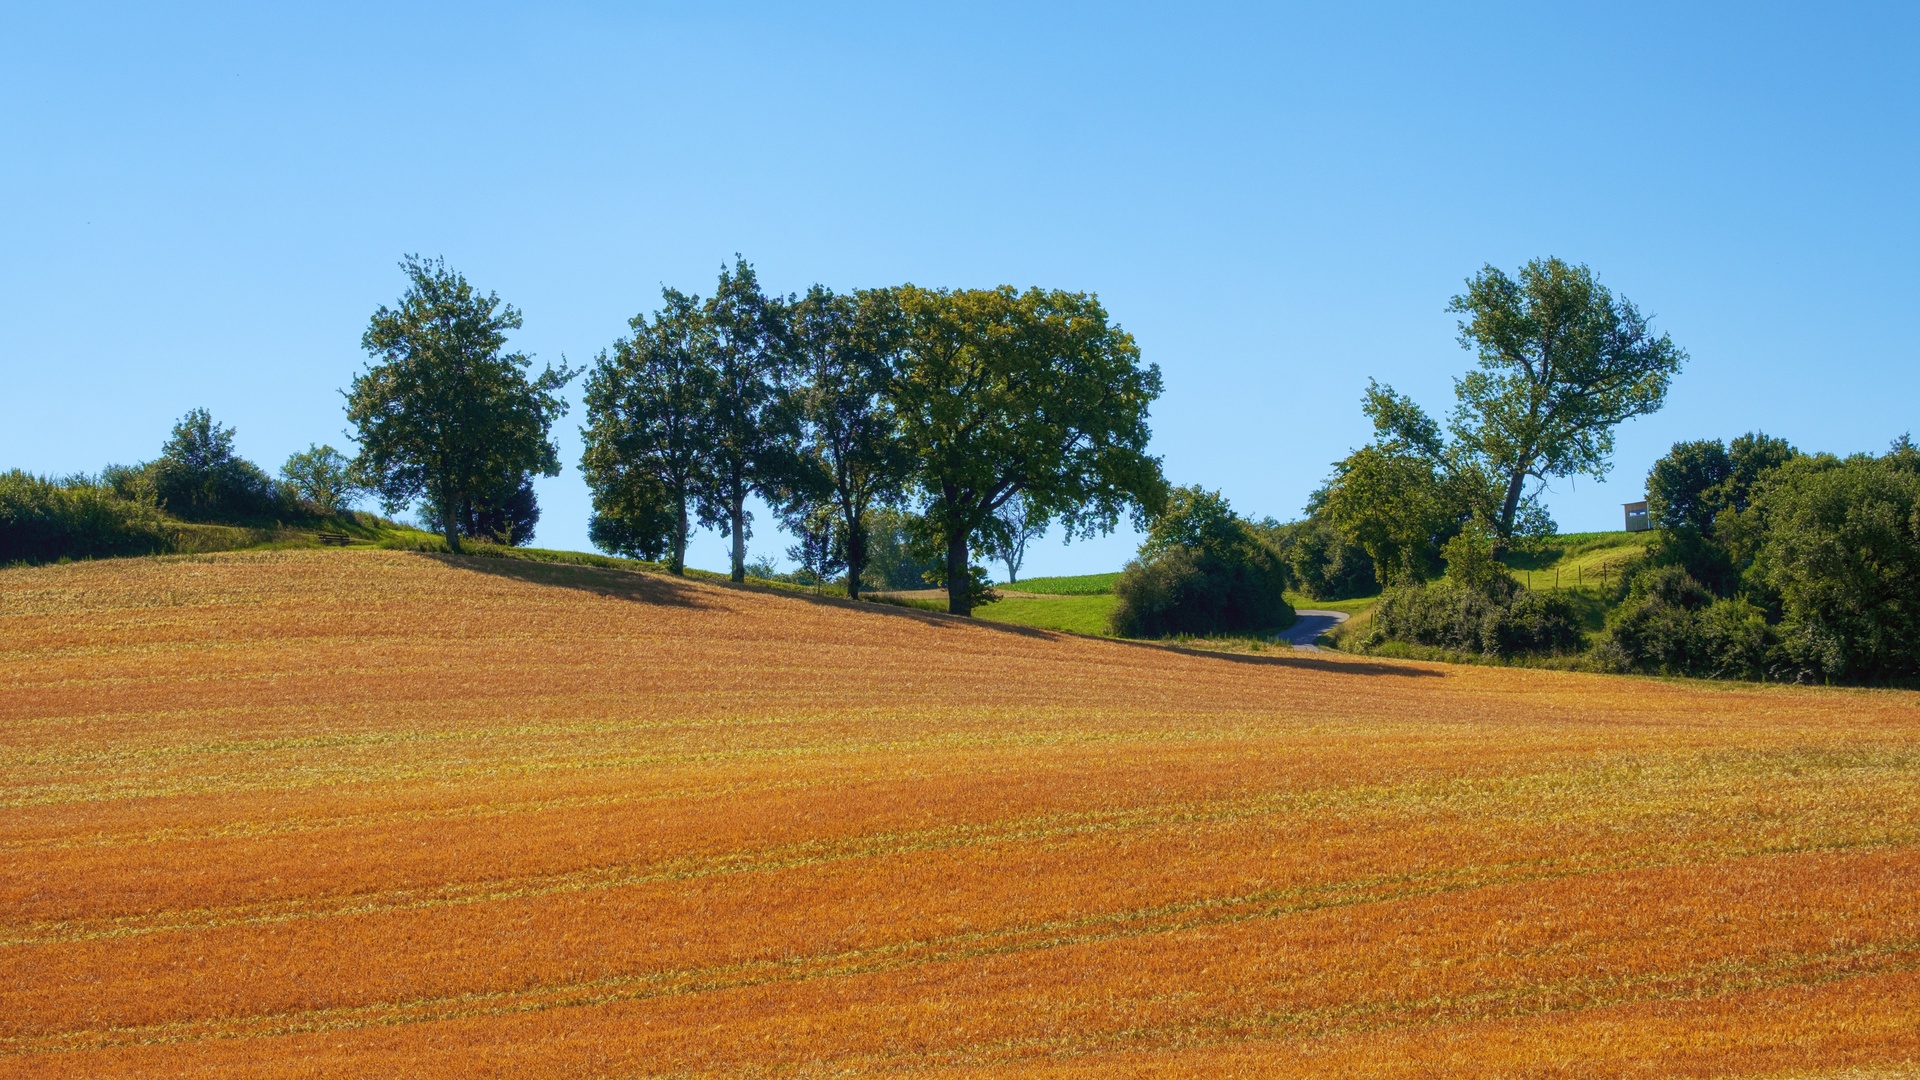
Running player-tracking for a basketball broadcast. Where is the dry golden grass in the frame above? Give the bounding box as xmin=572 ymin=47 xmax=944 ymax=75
xmin=2 ymin=548 xmax=1918 ymax=1077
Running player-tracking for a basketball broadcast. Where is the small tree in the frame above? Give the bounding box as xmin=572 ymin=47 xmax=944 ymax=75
xmin=1646 ymin=439 xmax=1733 ymax=533
xmin=779 ymin=285 xmax=909 ymax=598
xmin=883 ymin=285 xmax=1167 ymax=615
xmin=281 ymin=444 xmax=359 ymax=516
xmin=983 ymin=494 xmax=1047 ymax=584
xmin=580 ymin=289 xmax=716 ymax=573
xmin=782 ymin=502 xmax=847 ymax=585
xmin=346 ymin=256 xmax=574 ymax=554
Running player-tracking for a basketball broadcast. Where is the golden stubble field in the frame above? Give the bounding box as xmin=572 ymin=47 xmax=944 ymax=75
xmin=2 ymin=549 xmax=1918 ymax=1077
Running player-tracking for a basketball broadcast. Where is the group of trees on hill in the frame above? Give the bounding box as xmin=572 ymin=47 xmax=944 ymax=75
xmin=1307 ymin=258 xmax=1686 ymax=586
xmin=580 ymin=260 xmax=1167 ymax=614
xmin=0 ymin=407 xmax=377 ymax=564
xmin=1600 ymin=434 xmax=1920 ymax=684
xmin=1277 ymin=257 xmax=1687 ymax=659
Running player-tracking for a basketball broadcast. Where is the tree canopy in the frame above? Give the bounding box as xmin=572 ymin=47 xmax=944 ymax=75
xmin=882 ymin=285 xmax=1166 ymax=615
xmin=697 ymin=258 xmax=796 ymax=582
xmin=1446 ymin=257 xmax=1686 ymax=539
xmin=777 ymin=285 xmax=909 ymax=598
xmin=580 ymin=288 xmax=715 ymax=573
xmin=346 ymin=256 xmax=574 ymax=553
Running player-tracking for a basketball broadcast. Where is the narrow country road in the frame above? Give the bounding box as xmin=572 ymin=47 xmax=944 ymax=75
xmin=1281 ymin=609 xmax=1349 ymax=651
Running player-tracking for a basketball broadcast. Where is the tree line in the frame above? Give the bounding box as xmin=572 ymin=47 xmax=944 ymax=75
xmin=342 ymin=256 xmax=1168 ymax=615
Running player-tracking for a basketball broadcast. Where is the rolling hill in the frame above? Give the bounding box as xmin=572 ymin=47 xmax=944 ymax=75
xmin=4 ymin=548 xmax=1919 ymax=1077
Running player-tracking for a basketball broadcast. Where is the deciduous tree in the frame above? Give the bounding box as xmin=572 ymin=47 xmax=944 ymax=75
xmin=778 ymin=285 xmax=909 ymax=598
xmin=698 ymin=259 xmax=796 ymax=583
xmin=1444 ymin=257 xmax=1686 ymax=540
xmin=580 ymin=289 xmax=715 ymax=573
xmin=882 ymin=286 xmax=1166 ymax=615
xmin=346 ymin=256 xmax=574 ymax=553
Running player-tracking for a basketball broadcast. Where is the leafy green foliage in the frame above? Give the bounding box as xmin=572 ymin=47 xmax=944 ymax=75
xmin=422 ymin=476 xmax=540 ymax=546
xmin=1269 ymin=518 xmax=1376 ymax=601
xmin=697 ymin=258 xmax=796 ymax=582
xmin=1646 ymin=432 xmax=1797 ymax=534
xmin=1319 ymin=444 xmax=1461 ymax=585
xmin=981 ymin=494 xmax=1047 ymax=585
xmin=346 ymin=256 xmax=574 ymax=553
xmin=147 ymin=409 xmax=286 ymax=522
xmin=580 ymin=288 xmax=713 ymax=572
xmin=1745 ymin=449 xmax=1920 ymax=683
xmin=882 ymin=285 xmax=1166 ymax=615
xmin=1110 ymin=487 xmax=1291 ymax=638
xmin=860 ymin=508 xmax=939 ymax=591
xmin=1360 ymin=578 xmax=1583 ymax=658
xmin=1447 ymin=257 xmax=1686 ymax=537
xmin=280 ymin=444 xmax=360 ymax=515
xmin=777 ymin=285 xmax=909 ymax=597
xmin=1595 ymin=565 xmax=1774 ymax=679
xmin=0 ymin=471 xmax=169 ymax=563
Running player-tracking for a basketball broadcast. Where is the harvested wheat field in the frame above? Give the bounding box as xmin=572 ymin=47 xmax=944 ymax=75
xmin=3 ymin=549 xmax=1919 ymax=1077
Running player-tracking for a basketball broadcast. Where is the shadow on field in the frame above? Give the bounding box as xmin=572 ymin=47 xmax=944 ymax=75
xmin=1103 ymin=637 xmax=1443 ymax=678
xmin=425 ymin=554 xmax=710 ymax=609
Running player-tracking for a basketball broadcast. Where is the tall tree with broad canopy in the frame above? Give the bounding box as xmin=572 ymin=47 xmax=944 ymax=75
xmin=698 ymin=258 xmax=796 ymax=583
xmin=347 ymin=256 xmax=574 ymax=553
xmin=777 ymin=285 xmax=909 ymax=598
xmin=580 ymin=288 xmax=716 ymax=574
xmin=882 ymin=285 xmax=1167 ymax=616
xmin=1442 ymin=257 xmax=1686 ymax=541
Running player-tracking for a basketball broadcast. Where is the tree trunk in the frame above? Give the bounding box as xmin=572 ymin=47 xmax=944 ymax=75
xmin=670 ymin=496 xmax=688 ymax=576
xmin=1496 ymin=466 xmax=1528 ymax=549
xmin=844 ymin=514 xmax=866 ymax=600
xmin=729 ymin=490 xmax=747 ymax=583
xmin=946 ymin=528 xmax=971 ymax=617
xmin=441 ymin=497 xmax=463 ymax=555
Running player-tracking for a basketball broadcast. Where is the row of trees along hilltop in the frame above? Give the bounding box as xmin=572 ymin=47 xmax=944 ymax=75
xmin=579 ymin=260 xmax=1167 ymax=614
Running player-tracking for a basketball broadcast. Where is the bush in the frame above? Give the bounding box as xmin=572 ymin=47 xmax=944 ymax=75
xmin=1595 ymin=565 xmax=1776 ymax=679
xmin=1274 ymin=518 xmax=1376 ymax=600
xmin=144 ymin=409 xmax=289 ymax=523
xmin=1744 ymin=450 xmax=1920 ymax=683
xmin=1110 ymin=487 xmax=1292 ymax=638
xmin=0 ymin=472 xmax=170 ymax=564
xmin=1360 ymin=578 xmax=1583 ymax=658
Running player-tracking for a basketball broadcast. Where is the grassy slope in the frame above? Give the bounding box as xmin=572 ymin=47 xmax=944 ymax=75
xmin=5 ymin=549 xmax=1920 ymax=1076
xmin=979 ymin=593 xmax=1118 ymax=635
xmin=1002 ymin=571 xmax=1120 ymax=595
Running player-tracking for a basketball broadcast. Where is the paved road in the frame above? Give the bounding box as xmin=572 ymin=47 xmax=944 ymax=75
xmin=1280 ymin=609 xmax=1350 ymax=650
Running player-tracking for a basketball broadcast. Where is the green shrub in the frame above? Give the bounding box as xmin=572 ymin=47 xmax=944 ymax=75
xmin=0 ymin=472 xmax=170 ymax=564
xmin=1274 ymin=518 xmax=1376 ymax=600
xmin=1594 ymin=565 xmax=1776 ymax=679
xmin=144 ymin=409 xmax=290 ymax=523
xmin=1360 ymin=578 xmax=1582 ymax=658
xmin=1744 ymin=449 xmax=1920 ymax=684
xmin=1110 ymin=487 xmax=1292 ymax=638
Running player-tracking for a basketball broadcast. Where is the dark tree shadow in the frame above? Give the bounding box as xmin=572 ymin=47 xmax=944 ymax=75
xmin=420 ymin=553 xmax=1439 ymax=676
xmin=1097 ymin=636 xmax=1445 ymax=677
xmin=423 ymin=553 xmax=711 ymax=609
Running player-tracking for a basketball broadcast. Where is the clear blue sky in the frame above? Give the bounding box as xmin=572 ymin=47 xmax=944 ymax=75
xmin=4 ymin=3 xmax=1915 ymax=578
